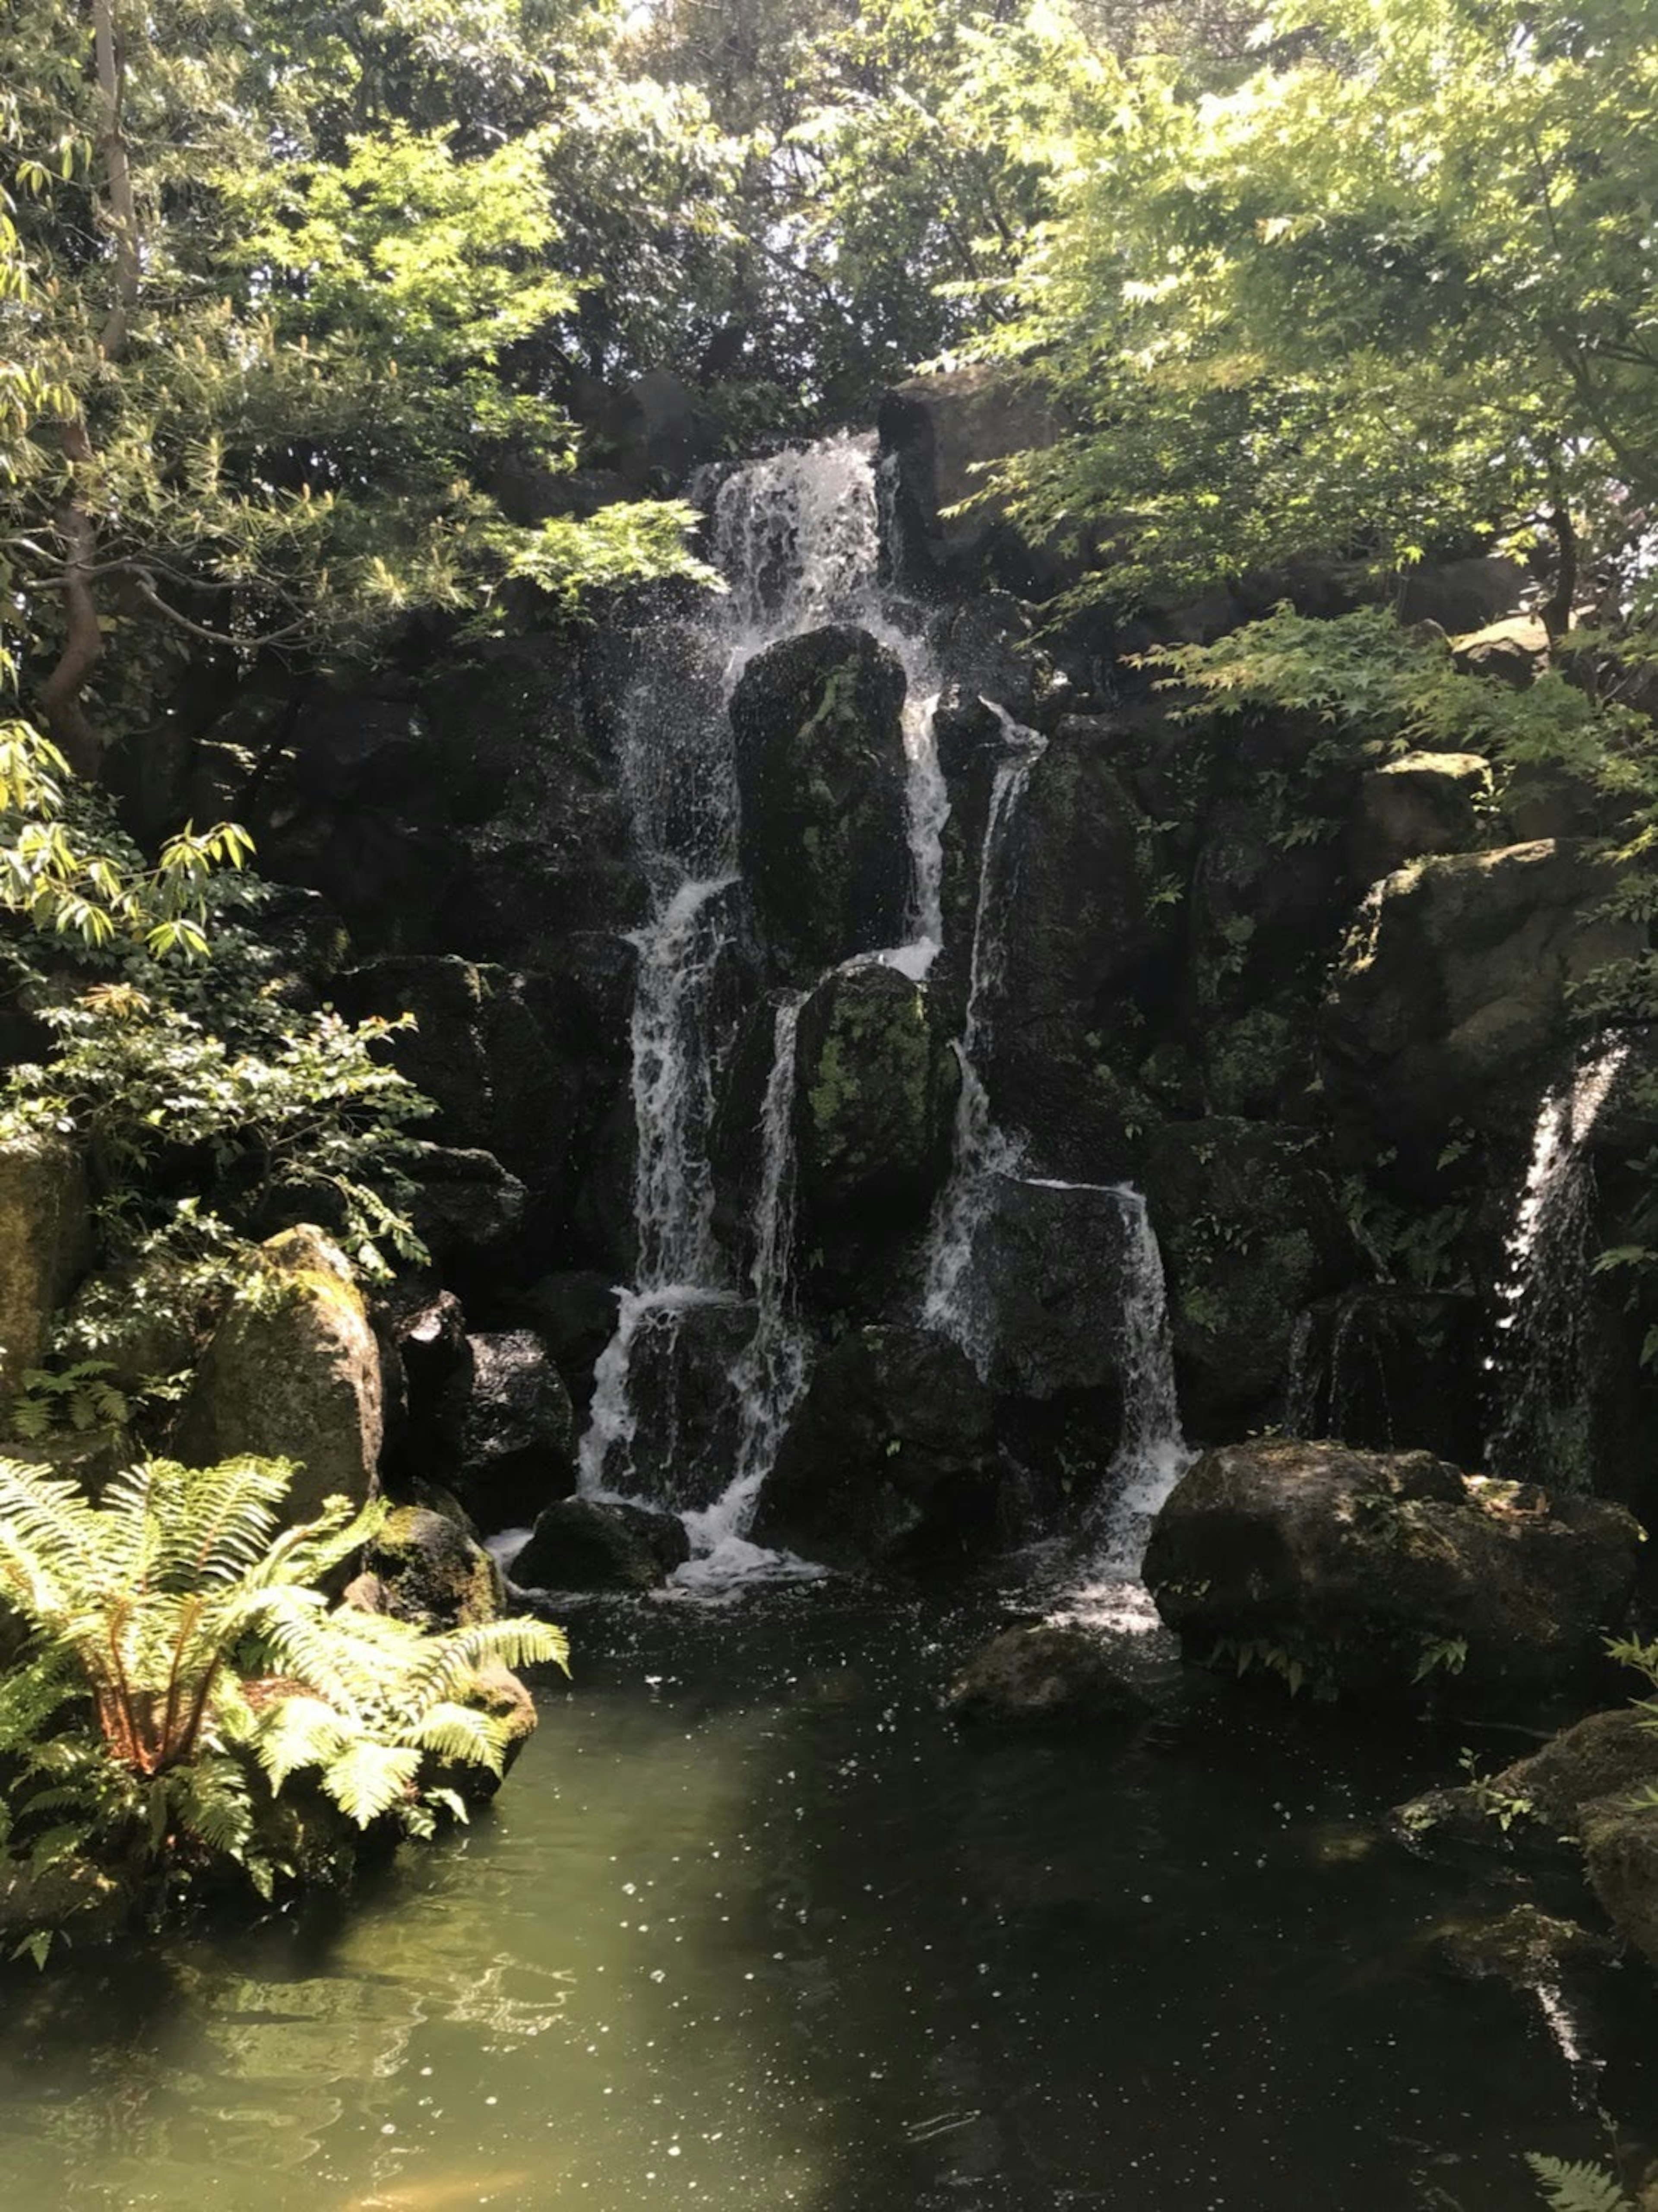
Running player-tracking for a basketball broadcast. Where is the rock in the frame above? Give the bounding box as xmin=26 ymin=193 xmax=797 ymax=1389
xmin=991 ymin=723 xmax=1176 ymax=1172
xmin=1397 ymin=557 xmax=1530 ymax=634
xmin=952 ymin=1175 xmax=1138 ymax=1405
xmin=1323 ymin=840 xmax=1640 ymax=1142
xmin=456 ymin=1330 xmax=578 ymax=1531
xmin=792 ymin=963 xmax=959 ymax=1277
xmin=393 ymin=1289 xmax=472 ymax=1448
xmin=175 ymin=1226 xmax=384 ymax=1521
xmin=507 ymin=1496 xmax=670 ymax=1592
xmin=1582 ymin=1800 xmax=1658 ymax=1967
xmin=878 ymin=364 xmax=1067 ymax=591
xmin=609 ymin=1499 xmax=692 ymax=1576
xmin=364 ymin=1504 xmax=504 ymax=1630
xmin=1288 ymin=1287 xmax=1486 ymax=1468
xmin=445 ymin=1659 xmax=540 ymax=1803
xmin=1430 ymin=1903 xmax=1616 ymax=1984
xmin=1144 ymin=1122 xmax=1357 ymax=1436
xmin=751 ymin=1325 xmax=1004 ymax=1575
xmin=408 ymin=1146 xmax=528 ymax=1271
xmin=602 ymin=1294 xmax=753 ymax=1512
xmin=1485 ymin=1708 xmax=1658 ymax=1830
xmin=1351 ymin=752 xmax=1490 ymax=881
xmin=729 ymin=624 xmax=911 ymax=978
xmin=0 ymin=1137 xmax=90 ymax=1399
xmin=1143 ymin=1439 xmax=1641 ymax=1702
xmin=947 ymin=1623 xmax=1153 ymax=1730
xmin=520 ymin=1271 xmax=622 ymax=1414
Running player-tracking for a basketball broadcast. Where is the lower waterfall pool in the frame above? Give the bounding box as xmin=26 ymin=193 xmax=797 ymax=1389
xmin=3 ymin=1588 xmax=1654 ymax=2212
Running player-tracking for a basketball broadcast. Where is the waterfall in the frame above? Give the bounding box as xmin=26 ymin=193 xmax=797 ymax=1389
xmin=577 ymin=433 xmax=946 ymax=1563
xmin=921 ymin=711 xmax=1048 ymax=1364
xmin=1484 ymin=1039 xmax=1627 ymax=1485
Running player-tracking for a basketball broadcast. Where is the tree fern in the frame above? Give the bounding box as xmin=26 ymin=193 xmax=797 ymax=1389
xmin=1526 ymin=2155 xmax=1635 ymax=2212
xmin=0 ymin=1452 xmax=569 ymax=1939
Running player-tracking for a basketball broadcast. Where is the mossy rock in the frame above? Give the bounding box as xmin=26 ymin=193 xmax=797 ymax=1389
xmin=947 ymin=1623 xmax=1152 ymax=1730
xmin=0 ymin=1136 xmax=91 ymax=1401
xmin=507 ymin=1496 xmax=671 ymax=1593
xmin=729 ymin=624 xmax=911 ymax=978
xmin=365 ymin=1504 xmax=504 ymax=1630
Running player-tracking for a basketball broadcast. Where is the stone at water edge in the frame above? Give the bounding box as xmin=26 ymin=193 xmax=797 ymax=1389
xmin=174 ymin=1224 xmax=383 ymax=1521
xmin=455 ymin=1328 xmax=578 ymax=1531
xmin=507 ymin=1496 xmax=684 ymax=1593
xmin=1428 ymin=1903 xmax=1616 ymax=1985
xmin=364 ymin=1504 xmax=505 ymax=1632
xmin=1582 ymin=1800 xmax=1658 ymax=1969
xmin=1143 ymin=1439 xmax=1641 ymax=1701
xmin=1391 ymin=1705 xmax=1658 ymax=1852
xmin=948 ymin=1624 xmax=1153 ymax=1730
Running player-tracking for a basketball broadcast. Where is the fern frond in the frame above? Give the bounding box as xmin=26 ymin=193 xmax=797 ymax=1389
xmin=246 ymin=1693 xmax=354 ymax=1792
xmin=320 ymin=1740 xmax=422 ymax=1828
xmin=406 ymin=1701 xmax=510 ymax=1773
xmin=1525 ymin=2154 xmax=1635 ymax=2212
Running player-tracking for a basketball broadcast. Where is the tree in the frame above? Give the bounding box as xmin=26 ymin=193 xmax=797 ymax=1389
xmin=0 ymin=0 xmax=712 ymax=774
xmin=981 ymin=0 xmax=1658 ymax=623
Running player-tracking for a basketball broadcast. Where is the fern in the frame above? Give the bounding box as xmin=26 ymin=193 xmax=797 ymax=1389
xmin=1526 ymin=2155 xmax=1635 ymax=2212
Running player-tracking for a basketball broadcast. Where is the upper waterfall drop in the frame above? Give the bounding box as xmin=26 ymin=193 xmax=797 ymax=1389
xmin=576 ymin=431 xmax=950 ymax=1556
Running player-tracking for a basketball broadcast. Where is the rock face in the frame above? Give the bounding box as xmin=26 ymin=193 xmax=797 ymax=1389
xmin=792 ymin=963 xmax=958 ymax=1271
xmin=729 ymin=625 xmax=910 ymax=977
xmin=1350 ymin=752 xmax=1490 ymax=882
xmin=878 ymin=364 xmax=1066 ymax=590
xmin=0 ymin=1137 xmax=89 ymax=1399
xmin=1144 ymin=1122 xmax=1355 ymax=1436
xmin=1323 ymin=840 xmax=1640 ymax=1140
xmin=1582 ymin=1801 xmax=1658 ymax=1968
xmin=752 ymin=1325 xmax=1003 ymax=1574
xmin=175 ymin=1226 xmax=384 ymax=1520
xmin=947 ymin=1623 xmax=1152 ymax=1730
xmin=455 ymin=1329 xmax=578 ymax=1531
xmin=1288 ymin=1287 xmax=1486 ymax=1469
xmin=1143 ymin=1440 xmax=1640 ymax=1700
xmin=507 ymin=1496 xmax=683 ymax=1592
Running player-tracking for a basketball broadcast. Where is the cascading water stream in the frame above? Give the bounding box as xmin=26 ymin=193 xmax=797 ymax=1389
xmin=1483 ymin=1038 xmax=1628 ymax=1483
xmin=576 ymin=433 xmax=950 ymax=1570
xmin=921 ymin=710 xmax=1048 ymax=1363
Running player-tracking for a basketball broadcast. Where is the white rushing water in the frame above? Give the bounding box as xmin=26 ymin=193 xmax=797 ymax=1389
xmin=576 ymin=434 xmax=949 ymax=1576
xmin=1484 ymin=1037 xmax=1627 ymax=1482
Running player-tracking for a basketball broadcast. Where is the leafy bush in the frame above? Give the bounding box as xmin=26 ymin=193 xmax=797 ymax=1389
xmin=0 ymin=1455 xmax=567 ymax=1962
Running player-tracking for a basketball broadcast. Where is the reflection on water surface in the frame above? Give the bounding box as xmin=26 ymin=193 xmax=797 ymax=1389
xmin=1 ymin=1592 xmax=1652 ymax=2210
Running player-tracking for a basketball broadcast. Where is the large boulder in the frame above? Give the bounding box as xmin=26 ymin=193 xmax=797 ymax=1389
xmin=1323 ymin=840 xmax=1639 ymax=1142
xmin=1582 ymin=1800 xmax=1658 ymax=1968
xmin=792 ymin=963 xmax=959 ymax=1274
xmin=751 ymin=1325 xmax=1004 ymax=1575
xmin=0 ymin=1137 xmax=90 ymax=1399
xmin=1144 ymin=1122 xmax=1357 ymax=1436
xmin=455 ymin=1329 xmax=578 ymax=1531
xmin=991 ymin=723 xmax=1176 ymax=1173
xmin=1143 ymin=1439 xmax=1641 ymax=1702
xmin=878 ymin=364 xmax=1067 ymax=592
xmin=950 ymin=1174 xmax=1138 ymax=1406
xmin=947 ymin=1623 xmax=1152 ymax=1730
xmin=507 ymin=1496 xmax=680 ymax=1592
xmin=729 ymin=625 xmax=911 ymax=979
xmin=175 ymin=1226 xmax=383 ymax=1520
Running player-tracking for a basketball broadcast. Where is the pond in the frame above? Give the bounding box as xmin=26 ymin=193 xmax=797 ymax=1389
xmin=2 ymin=1589 xmax=1652 ymax=2211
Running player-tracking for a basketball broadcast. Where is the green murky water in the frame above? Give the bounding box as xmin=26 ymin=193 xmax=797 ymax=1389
xmin=1 ymin=1591 xmax=1652 ymax=2212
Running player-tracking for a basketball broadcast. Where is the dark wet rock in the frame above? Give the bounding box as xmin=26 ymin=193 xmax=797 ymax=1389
xmin=991 ymin=721 xmax=1175 ymax=1173
xmin=947 ymin=1623 xmax=1153 ymax=1730
xmin=1288 ymin=1287 xmax=1486 ymax=1469
xmin=729 ymin=624 xmax=910 ymax=979
xmin=752 ymin=1325 xmax=1003 ymax=1576
xmin=455 ymin=1330 xmax=578 ymax=1531
xmin=793 ymin=963 xmax=959 ymax=1279
xmin=176 ymin=1226 xmax=384 ymax=1521
xmin=1488 ymin=1708 xmax=1658 ymax=1830
xmin=508 ymin=1496 xmax=669 ymax=1592
xmin=520 ymin=1271 xmax=622 ymax=1414
xmin=614 ymin=1296 xmax=753 ymax=1514
xmin=1322 ymin=840 xmax=1639 ymax=1142
xmin=879 ymin=364 xmax=1068 ymax=593
xmin=609 ymin=1499 xmax=693 ymax=1576
xmin=1143 ymin=1439 xmax=1641 ymax=1702
xmin=1429 ymin=1904 xmax=1615 ymax=1984
xmin=1350 ymin=752 xmax=1490 ymax=883
xmin=408 ymin=1147 xmax=528 ymax=1271
xmin=957 ymin=1175 xmax=1137 ymax=1407
xmin=364 ymin=1503 xmax=504 ymax=1630
xmin=1189 ymin=797 xmax=1354 ymax=1030
xmin=1143 ymin=1122 xmax=1357 ymax=1437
